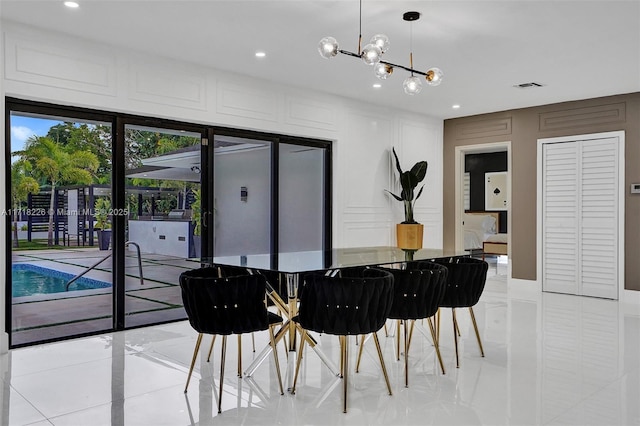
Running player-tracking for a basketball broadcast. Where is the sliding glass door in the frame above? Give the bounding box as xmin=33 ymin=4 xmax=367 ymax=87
xmin=278 ymin=142 xmax=327 ymax=253
xmin=213 ymin=135 xmax=272 ymax=260
xmin=123 ymin=124 xmax=203 ymax=327
xmin=211 ymin=131 xmax=331 ymax=269
xmin=6 ymin=98 xmax=330 ymax=347
xmin=8 ymin=107 xmax=114 ymax=346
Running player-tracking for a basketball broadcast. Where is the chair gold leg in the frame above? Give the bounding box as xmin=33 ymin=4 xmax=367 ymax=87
xmin=269 ymin=326 xmax=284 ymax=395
xmin=384 ymin=322 xmax=388 ymax=337
xmin=292 ymin=329 xmax=307 ymax=394
xmin=469 ymin=307 xmax=485 ymax=357
xmin=454 ymin=314 xmax=461 ymax=337
xmin=184 ymin=333 xmax=203 ymax=393
xmin=206 ymin=335 xmax=216 ymax=362
xmin=356 ymin=335 xmax=366 ymax=373
xmin=282 ymin=333 xmax=288 ymax=359
xmin=218 ymin=336 xmax=227 ymax=413
xmin=428 ymin=317 xmax=445 ymax=374
xmin=237 ymin=335 xmax=242 ymax=377
xmin=452 ymin=309 xmax=460 ymax=368
xmin=396 ymin=320 xmax=401 ymax=361
xmin=252 ymin=332 xmax=256 ymax=352
xmin=407 ymin=320 xmax=416 ymax=353
xmin=342 ymin=335 xmax=348 ymax=413
xmin=339 ymin=335 xmax=344 ymax=378
xmin=372 ymin=332 xmax=392 ymax=396
xmin=403 ymin=320 xmax=409 ymax=387
xmin=436 ymin=308 xmax=441 ymax=341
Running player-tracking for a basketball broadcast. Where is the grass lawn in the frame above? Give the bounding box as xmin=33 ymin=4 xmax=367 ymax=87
xmin=12 ymin=240 xmax=79 ymax=251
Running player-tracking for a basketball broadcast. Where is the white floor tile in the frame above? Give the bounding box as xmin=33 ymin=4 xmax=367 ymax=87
xmin=1 ymin=269 xmax=639 ymax=425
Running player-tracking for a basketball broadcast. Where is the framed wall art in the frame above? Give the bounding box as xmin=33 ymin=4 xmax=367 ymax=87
xmin=485 ymin=171 xmax=507 ymax=211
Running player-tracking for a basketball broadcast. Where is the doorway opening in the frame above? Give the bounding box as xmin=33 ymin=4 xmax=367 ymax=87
xmin=454 ymin=141 xmax=511 ymax=276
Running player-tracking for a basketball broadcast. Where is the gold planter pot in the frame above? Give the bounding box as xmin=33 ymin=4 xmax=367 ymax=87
xmin=396 ymin=223 xmax=424 ymax=250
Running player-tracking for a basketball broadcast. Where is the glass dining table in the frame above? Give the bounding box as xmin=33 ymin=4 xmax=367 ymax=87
xmin=202 ymin=246 xmax=468 ymax=390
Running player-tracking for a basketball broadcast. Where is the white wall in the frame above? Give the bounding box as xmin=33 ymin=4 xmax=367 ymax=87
xmin=0 ymin=21 xmax=444 ymax=349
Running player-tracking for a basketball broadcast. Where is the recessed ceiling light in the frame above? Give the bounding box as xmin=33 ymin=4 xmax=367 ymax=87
xmin=64 ymin=1 xmax=79 ymax=8
xmin=255 ymin=51 xmax=266 ymax=58
xmin=452 ymin=104 xmax=461 ymax=109
xmin=373 ymin=83 xmax=382 ymax=89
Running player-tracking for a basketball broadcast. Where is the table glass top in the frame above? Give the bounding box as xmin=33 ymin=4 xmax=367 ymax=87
xmin=203 ymin=246 xmax=468 ymax=274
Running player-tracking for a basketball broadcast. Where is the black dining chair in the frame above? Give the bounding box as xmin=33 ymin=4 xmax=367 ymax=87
xmin=202 ymin=264 xmax=288 ymax=374
xmin=180 ymin=267 xmax=284 ymax=413
xmin=430 ymin=257 xmax=488 ymax=368
xmin=291 ymin=266 xmax=394 ymax=413
xmin=364 ymin=262 xmax=448 ymax=386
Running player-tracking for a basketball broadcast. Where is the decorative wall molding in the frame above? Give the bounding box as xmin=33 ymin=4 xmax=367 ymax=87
xmin=342 ymin=220 xmax=393 ymax=246
xmin=216 ymin=79 xmax=278 ymax=122
xmin=454 ymin=117 xmax=512 ymax=140
xmin=4 ymin=33 xmax=117 ymax=96
xmin=539 ymin=103 xmax=626 ymax=132
xmin=128 ymin=61 xmax=207 ymax=111
xmin=285 ymin=96 xmax=337 ymax=131
xmin=343 ymin=111 xmax=393 ymax=213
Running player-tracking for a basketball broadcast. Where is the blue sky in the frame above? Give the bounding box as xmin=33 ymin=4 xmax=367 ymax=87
xmin=10 ymin=115 xmax=62 ymax=154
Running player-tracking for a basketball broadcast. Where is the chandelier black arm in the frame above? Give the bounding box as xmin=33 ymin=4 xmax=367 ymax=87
xmin=338 ymin=49 xmax=362 ymax=58
xmin=337 ymin=49 xmax=428 ymax=77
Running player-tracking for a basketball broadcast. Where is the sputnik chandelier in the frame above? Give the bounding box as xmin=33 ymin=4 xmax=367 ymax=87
xmin=317 ymin=2 xmax=443 ymax=95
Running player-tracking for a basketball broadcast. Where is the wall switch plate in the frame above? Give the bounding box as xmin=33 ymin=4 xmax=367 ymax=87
xmin=631 ymin=183 xmax=640 ymax=194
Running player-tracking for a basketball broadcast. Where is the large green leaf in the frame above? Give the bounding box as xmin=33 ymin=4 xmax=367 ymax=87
xmin=392 ymin=147 xmax=403 ymax=175
xmin=410 ymin=161 xmax=428 ymax=183
xmin=385 ymin=190 xmax=404 ymax=202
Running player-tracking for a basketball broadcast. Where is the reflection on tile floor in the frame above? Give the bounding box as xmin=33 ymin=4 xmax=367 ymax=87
xmin=1 ymin=259 xmax=639 ymax=425
xmin=10 ymin=248 xmax=198 ymax=346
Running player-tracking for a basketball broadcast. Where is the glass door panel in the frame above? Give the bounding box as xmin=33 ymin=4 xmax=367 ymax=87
xmin=213 ymin=135 xmax=272 ymax=257
xmin=278 ymin=143 xmax=325 ymax=252
xmin=9 ymin=111 xmax=113 ymax=346
xmin=123 ymin=124 xmax=201 ymax=327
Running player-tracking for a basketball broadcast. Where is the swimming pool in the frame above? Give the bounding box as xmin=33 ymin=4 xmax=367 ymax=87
xmin=11 ymin=264 xmax=111 ymax=298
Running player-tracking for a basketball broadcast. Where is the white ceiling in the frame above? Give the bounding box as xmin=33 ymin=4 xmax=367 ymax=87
xmin=1 ymin=0 xmax=639 ymax=119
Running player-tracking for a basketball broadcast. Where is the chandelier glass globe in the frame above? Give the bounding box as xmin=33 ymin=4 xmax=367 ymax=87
xmin=374 ymin=63 xmax=393 ymax=79
xmin=403 ymin=76 xmax=423 ymax=95
xmin=361 ymin=43 xmax=382 ymax=65
xmin=425 ymin=67 xmax=444 ymax=86
xmin=318 ymin=37 xmax=339 ymax=59
xmin=370 ymin=34 xmax=390 ymax=53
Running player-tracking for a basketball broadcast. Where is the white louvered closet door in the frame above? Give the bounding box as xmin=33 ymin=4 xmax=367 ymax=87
xmin=542 ymin=137 xmax=619 ymax=299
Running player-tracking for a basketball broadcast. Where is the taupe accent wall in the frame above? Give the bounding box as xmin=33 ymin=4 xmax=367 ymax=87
xmin=443 ymin=92 xmax=640 ymax=291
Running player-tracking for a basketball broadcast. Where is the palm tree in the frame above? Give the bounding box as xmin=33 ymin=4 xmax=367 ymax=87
xmin=18 ymin=136 xmax=99 ymax=246
xmin=10 ymin=160 xmax=40 ymax=247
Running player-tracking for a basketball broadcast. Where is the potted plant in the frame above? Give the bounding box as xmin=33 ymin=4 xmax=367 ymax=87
xmin=386 ymin=147 xmax=428 ymax=250
xmin=94 ymin=197 xmax=112 ymax=250
xmin=190 ymin=188 xmax=201 ymax=258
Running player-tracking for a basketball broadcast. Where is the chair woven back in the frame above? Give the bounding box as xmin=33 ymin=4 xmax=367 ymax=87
xmin=382 ymin=262 xmax=448 ymax=320
xmin=429 ymin=257 xmax=488 ymax=308
xmin=210 ymin=263 xmax=286 ymax=301
xmin=180 ymin=267 xmax=270 ymax=335
xmin=298 ymin=267 xmax=394 ymax=336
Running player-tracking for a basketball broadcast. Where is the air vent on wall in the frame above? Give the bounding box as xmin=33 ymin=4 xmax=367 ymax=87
xmin=514 ymin=82 xmax=544 ymax=89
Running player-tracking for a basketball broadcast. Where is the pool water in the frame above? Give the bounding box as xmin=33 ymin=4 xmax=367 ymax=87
xmin=12 ymin=264 xmax=111 ymax=298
